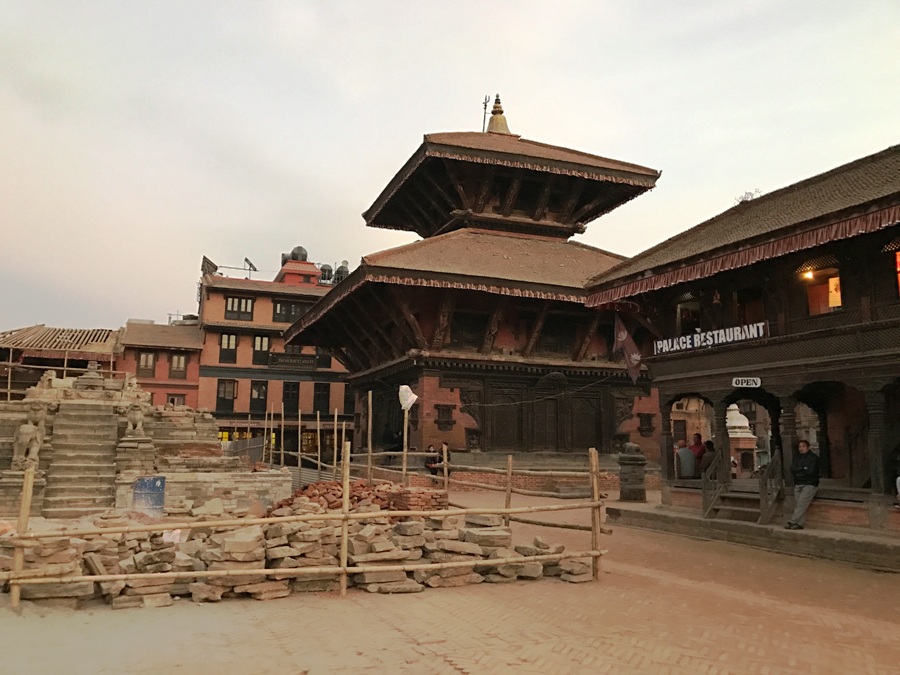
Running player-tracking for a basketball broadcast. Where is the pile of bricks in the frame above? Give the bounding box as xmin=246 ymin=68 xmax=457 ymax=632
xmin=270 ymin=480 xmax=447 ymax=514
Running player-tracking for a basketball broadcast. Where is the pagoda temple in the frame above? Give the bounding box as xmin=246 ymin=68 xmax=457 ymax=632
xmin=285 ymin=98 xmax=661 ymax=457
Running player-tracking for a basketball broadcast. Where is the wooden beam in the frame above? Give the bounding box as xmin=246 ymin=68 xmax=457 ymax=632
xmin=327 ymin=311 xmax=378 ymax=370
xmin=523 ymin=302 xmax=550 ymax=357
xmin=367 ymin=287 xmax=419 ymax=352
xmin=571 ymin=188 xmax=609 ymax=222
xmin=533 ymin=176 xmax=554 ymax=221
xmin=431 ymin=291 xmax=456 ymax=352
xmin=473 ymin=165 xmax=496 ymax=213
xmin=421 ymin=169 xmax=458 ymax=209
xmin=348 ymin=295 xmax=402 ymax=359
xmin=441 ymin=159 xmax=470 ymax=208
xmin=397 ymin=201 xmax=432 ymax=238
xmin=559 ymin=179 xmax=584 ymax=221
xmin=388 ymin=287 xmax=429 ymax=350
xmin=316 ymin=326 xmax=365 ymax=372
xmin=480 ymin=300 xmax=506 ymax=354
xmin=403 ymin=193 xmax=440 ymax=235
xmin=574 ymin=313 xmax=601 ymax=362
xmin=500 ymin=171 xmax=523 ymax=217
xmin=341 ymin=304 xmax=391 ymax=363
xmin=410 ymin=176 xmax=450 ymax=216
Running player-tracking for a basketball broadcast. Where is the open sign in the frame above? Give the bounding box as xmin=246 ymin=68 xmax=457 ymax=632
xmin=732 ymin=377 xmax=761 ymax=388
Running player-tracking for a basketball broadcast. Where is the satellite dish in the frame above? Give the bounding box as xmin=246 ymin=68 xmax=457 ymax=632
xmin=398 ymin=385 xmax=418 ymax=411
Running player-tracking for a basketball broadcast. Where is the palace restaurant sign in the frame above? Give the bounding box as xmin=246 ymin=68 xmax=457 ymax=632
xmin=653 ymin=321 xmax=768 ymax=355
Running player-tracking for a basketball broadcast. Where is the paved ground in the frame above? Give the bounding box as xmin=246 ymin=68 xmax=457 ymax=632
xmin=2 ymin=490 xmax=899 ymax=674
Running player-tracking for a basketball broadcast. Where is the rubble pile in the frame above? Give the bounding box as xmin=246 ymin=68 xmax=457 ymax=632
xmin=1 ymin=483 xmax=592 ymax=610
xmin=270 ymin=479 xmax=447 ymax=514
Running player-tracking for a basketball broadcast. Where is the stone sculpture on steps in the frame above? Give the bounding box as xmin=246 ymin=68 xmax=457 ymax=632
xmin=11 ymin=403 xmax=46 ymax=469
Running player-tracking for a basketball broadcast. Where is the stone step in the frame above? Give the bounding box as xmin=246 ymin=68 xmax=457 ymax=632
xmin=46 ymin=471 xmax=117 ymax=483
xmin=52 ymin=416 xmax=119 ymax=425
xmin=51 ymin=430 xmax=118 ymax=440
xmin=45 ymin=487 xmax=116 ymax=501
xmin=42 ymin=506 xmax=113 ymax=519
xmin=50 ymin=450 xmax=116 ymax=461
xmin=42 ymin=495 xmax=116 ymax=509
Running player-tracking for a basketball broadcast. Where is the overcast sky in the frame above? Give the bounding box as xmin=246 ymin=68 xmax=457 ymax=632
xmin=1 ymin=1 xmax=898 ymax=330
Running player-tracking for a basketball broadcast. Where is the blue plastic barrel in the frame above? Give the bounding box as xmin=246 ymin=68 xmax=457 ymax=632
xmin=132 ymin=476 xmax=166 ymax=516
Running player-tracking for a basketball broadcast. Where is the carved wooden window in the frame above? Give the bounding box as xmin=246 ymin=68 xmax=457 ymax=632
xmin=284 ymin=343 xmax=303 ymax=355
xmin=536 ymin=317 xmax=577 ymax=355
xmin=167 ymin=394 xmax=186 ymax=406
xmin=137 ymin=351 xmax=156 ymax=377
xmin=434 ymin=404 xmax=456 ymax=431
xmin=225 ymin=296 xmax=254 ymax=321
xmin=219 ymin=334 xmax=238 ymax=364
xmin=676 ymin=301 xmax=701 ymax=336
xmin=315 ymin=347 xmax=332 ymax=369
xmin=168 ymin=353 xmax=187 ymax=379
xmin=802 ymin=267 xmax=842 ymax=316
xmin=252 ymin=335 xmax=270 ymax=365
xmin=449 ymin=313 xmax=487 ymax=350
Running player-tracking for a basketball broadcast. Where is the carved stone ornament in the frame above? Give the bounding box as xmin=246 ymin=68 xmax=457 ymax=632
xmin=126 ymin=403 xmax=145 ymax=436
xmin=614 ymin=397 xmax=634 ymax=431
xmin=459 ymin=389 xmax=482 ymax=426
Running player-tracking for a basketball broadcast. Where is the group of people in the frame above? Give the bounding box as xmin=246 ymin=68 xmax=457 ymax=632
xmin=675 ymin=433 xmax=718 ymax=479
xmin=424 ymin=442 xmax=451 ymax=476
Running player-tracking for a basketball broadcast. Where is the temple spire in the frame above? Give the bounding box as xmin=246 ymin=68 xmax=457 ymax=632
xmin=486 ymin=94 xmax=512 ymax=135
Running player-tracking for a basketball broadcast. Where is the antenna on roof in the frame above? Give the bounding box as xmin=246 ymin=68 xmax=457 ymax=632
xmin=244 ymin=258 xmax=258 ymax=274
xmin=482 ymin=95 xmax=491 ymax=132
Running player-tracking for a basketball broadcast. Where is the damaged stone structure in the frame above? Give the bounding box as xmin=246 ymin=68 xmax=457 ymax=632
xmin=0 ymin=363 xmax=291 ymax=520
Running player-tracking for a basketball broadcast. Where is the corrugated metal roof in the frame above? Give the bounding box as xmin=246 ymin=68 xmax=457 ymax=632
xmin=0 ymin=325 xmax=119 ymax=354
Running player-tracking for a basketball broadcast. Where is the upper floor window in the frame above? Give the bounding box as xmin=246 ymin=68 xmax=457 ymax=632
xmin=273 ymin=301 xmax=309 ymax=323
xmin=313 ymin=382 xmax=331 ymax=415
xmin=449 ymin=313 xmax=487 ymax=350
xmin=219 ymin=333 xmax=238 ymax=364
xmin=735 ymin=288 xmax=765 ymax=325
xmin=536 ymin=316 xmax=578 ymax=355
xmin=676 ymin=300 xmax=701 ymax=336
xmin=315 ymin=347 xmax=332 ymax=369
xmin=284 ymin=343 xmax=303 ymax=356
xmin=225 ymin=296 xmax=254 ymax=321
xmin=252 ymin=335 xmax=270 ymax=365
xmin=137 ymin=352 xmax=156 ymax=377
xmin=802 ymin=267 xmax=842 ymax=316
xmin=169 ymin=353 xmax=187 ymax=379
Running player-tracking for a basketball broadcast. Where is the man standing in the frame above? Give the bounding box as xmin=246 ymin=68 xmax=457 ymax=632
xmin=689 ymin=433 xmax=705 ymax=464
xmin=786 ymin=440 xmax=819 ymax=530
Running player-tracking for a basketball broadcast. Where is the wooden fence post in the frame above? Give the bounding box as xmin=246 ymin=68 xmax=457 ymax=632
xmin=10 ymin=462 xmax=36 ymax=611
xmin=316 ymin=411 xmax=322 ymax=482
xmin=588 ymin=447 xmax=602 ymax=581
xmin=280 ymin=403 xmax=285 ymax=466
xmin=367 ymin=390 xmax=373 ymax=483
xmin=332 ymin=408 xmax=338 ymax=480
xmin=401 ymin=407 xmax=409 ymax=487
xmin=339 ymin=440 xmax=351 ymax=597
xmin=504 ymin=454 xmax=513 ymax=526
xmin=442 ymin=443 xmax=449 ymax=492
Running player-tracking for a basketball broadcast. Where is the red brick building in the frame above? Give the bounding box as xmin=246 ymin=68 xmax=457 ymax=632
xmin=197 ymin=250 xmax=351 ymax=452
xmin=117 ymin=320 xmax=203 ymax=408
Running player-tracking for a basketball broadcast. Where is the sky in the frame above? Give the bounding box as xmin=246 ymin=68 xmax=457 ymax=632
xmin=1 ymin=1 xmax=898 ymax=329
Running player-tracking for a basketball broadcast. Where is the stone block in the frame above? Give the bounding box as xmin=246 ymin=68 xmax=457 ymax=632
xmin=291 ymin=579 xmax=339 ymax=593
xmin=465 ymin=514 xmax=503 ymax=527
xmin=233 ymin=580 xmax=289 ymax=595
xmin=370 ymin=540 xmax=395 ymax=553
xmin=561 ymin=572 xmax=593 ymax=583
xmin=559 ymin=559 xmax=590 ymax=575
xmin=353 ymin=569 xmax=407 ymax=584
xmin=223 ymin=549 xmax=266 ymax=563
xmin=393 ymin=520 xmax=424 ymax=536
xmin=517 ymin=562 xmax=544 ymax=579
xmin=361 ymin=579 xmax=424 ymax=594
xmin=460 ymin=527 xmax=512 ymax=547
xmin=483 ymin=573 xmax=518 ymax=584
xmin=134 ymin=549 xmax=176 ymax=568
xmin=142 ymin=593 xmax=174 ymax=608
xmin=221 ymin=525 xmax=264 ymax=553
xmin=437 ymin=540 xmax=483 ymax=556
xmin=189 ymin=582 xmax=225 ymax=602
xmin=390 ymin=534 xmax=426 ymax=550
xmin=21 ymin=581 xmax=95 ymax=600
xmin=111 ymin=595 xmax=144 ymax=610
xmin=252 ymin=587 xmax=291 ymax=601
xmin=425 ymin=572 xmax=483 ymax=588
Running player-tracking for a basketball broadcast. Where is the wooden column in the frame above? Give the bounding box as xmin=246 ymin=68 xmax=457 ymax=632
xmin=367 ymin=390 xmax=373 ymax=483
xmin=864 ymin=390 xmax=888 ymax=495
xmin=401 ymin=407 xmax=409 ymax=487
xmin=714 ymin=401 xmax=730 ymax=486
xmin=316 ymin=411 xmax=322 ymax=482
xmin=504 ymin=455 xmax=513 ymax=526
xmin=816 ymin=409 xmax=831 ymax=478
xmin=332 ymin=408 xmax=338 ymax=480
xmin=659 ymin=405 xmax=674 ymax=481
xmin=339 ymin=440 xmax=350 ymax=597
xmin=779 ymin=396 xmax=798 ymax=487
xmin=588 ymin=447 xmax=602 ymax=581
xmin=10 ymin=463 xmax=36 ymax=611
xmin=523 ymin=302 xmax=550 ymax=357
xmin=431 ymin=291 xmax=456 ymax=351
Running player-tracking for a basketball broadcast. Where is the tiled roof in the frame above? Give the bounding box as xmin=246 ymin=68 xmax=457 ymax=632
xmin=201 ymin=320 xmax=288 ymax=333
xmin=121 ymin=322 xmax=203 ymax=351
xmin=590 ymin=143 xmax=900 ymax=287
xmin=202 ymin=274 xmax=332 ymax=298
xmin=0 ymin=325 xmax=118 ymax=355
xmin=424 ymin=132 xmax=660 ymax=177
xmin=363 ymin=228 xmax=626 ymax=290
